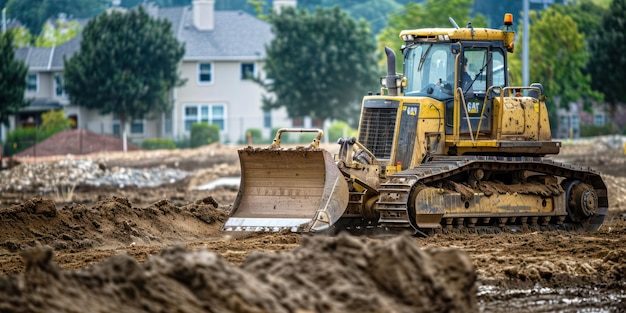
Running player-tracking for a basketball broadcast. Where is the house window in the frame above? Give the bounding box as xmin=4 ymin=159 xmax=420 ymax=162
xmin=594 ymin=113 xmax=605 ymax=126
xmin=54 ymin=73 xmax=65 ymax=97
xmin=184 ymin=104 xmax=226 ymax=132
xmin=198 ymin=63 xmax=212 ymax=83
xmin=112 ymin=119 xmax=143 ymax=135
xmin=130 ymin=120 xmax=144 ymax=134
xmin=27 ymin=74 xmax=38 ymax=92
xmin=241 ymin=63 xmax=255 ymax=80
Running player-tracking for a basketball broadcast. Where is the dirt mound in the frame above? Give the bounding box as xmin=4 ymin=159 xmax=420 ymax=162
xmin=0 ymin=196 xmax=226 ymax=254
xmin=0 ymin=235 xmax=476 ymax=313
xmin=16 ymin=129 xmax=141 ymax=158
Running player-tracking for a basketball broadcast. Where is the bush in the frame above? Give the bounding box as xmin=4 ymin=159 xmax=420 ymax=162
xmin=142 ymin=138 xmax=176 ymax=150
xmin=580 ymin=123 xmax=621 ymax=137
xmin=190 ymin=123 xmax=220 ymax=148
xmin=173 ymin=136 xmax=191 ymax=149
xmin=271 ymin=127 xmax=289 ymax=143
xmin=299 ymin=132 xmax=318 ymax=144
xmin=3 ymin=110 xmax=73 ymax=156
xmin=41 ymin=109 xmax=72 ymax=134
xmin=4 ymin=127 xmax=39 ymax=156
xmin=327 ymin=121 xmax=358 ymax=142
xmin=245 ymin=128 xmax=263 ymax=144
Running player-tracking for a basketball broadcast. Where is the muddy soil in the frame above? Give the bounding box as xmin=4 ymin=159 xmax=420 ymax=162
xmin=1 ymin=140 xmax=626 ymax=312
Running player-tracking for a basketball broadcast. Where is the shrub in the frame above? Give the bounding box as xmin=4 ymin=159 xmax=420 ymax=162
xmin=173 ymin=136 xmax=191 ymax=149
xmin=580 ymin=123 xmax=621 ymax=137
xmin=40 ymin=109 xmax=72 ymax=134
xmin=4 ymin=127 xmax=39 ymax=156
xmin=245 ymin=128 xmax=263 ymax=145
xmin=3 ymin=110 xmax=73 ymax=156
xmin=142 ymin=138 xmax=176 ymax=150
xmin=299 ymin=132 xmax=318 ymax=144
xmin=327 ymin=121 xmax=358 ymax=142
xmin=190 ymin=123 xmax=220 ymax=148
xmin=271 ymin=127 xmax=290 ymax=144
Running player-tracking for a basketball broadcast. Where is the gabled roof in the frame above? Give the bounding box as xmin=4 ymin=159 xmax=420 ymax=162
xmin=159 ymin=6 xmax=272 ymax=61
xmin=15 ymin=4 xmax=272 ymax=71
xmin=15 ymin=46 xmax=54 ymax=71
xmin=15 ymin=35 xmax=81 ymax=71
xmin=51 ymin=34 xmax=82 ymax=68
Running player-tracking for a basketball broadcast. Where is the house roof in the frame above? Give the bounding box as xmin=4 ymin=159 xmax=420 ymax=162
xmin=15 ymin=5 xmax=272 ymax=70
xmin=15 ymin=35 xmax=81 ymax=72
xmin=16 ymin=46 xmax=53 ymax=71
xmin=159 ymin=6 xmax=272 ymax=61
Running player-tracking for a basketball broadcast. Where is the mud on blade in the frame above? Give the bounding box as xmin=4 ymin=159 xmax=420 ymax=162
xmin=222 ymin=147 xmax=349 ymax=232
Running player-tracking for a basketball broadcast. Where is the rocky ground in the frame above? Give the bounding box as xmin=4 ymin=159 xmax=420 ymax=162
xmin=1 ymin=138 xmax=625 ymax=312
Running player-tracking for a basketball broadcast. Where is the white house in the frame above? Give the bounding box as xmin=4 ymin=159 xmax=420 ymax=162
xmin=7 ymin=0 xmax=296 ymax=146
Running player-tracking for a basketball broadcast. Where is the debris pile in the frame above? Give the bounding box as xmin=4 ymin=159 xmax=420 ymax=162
xmin=0 ymin=234 xmax=477 ymax=313
xmin=0 ymin=159 xmax=189 ymax=193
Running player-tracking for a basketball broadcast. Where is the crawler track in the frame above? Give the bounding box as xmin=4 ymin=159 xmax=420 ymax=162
xmin=376 ymin=156 xmax=608 ymax=235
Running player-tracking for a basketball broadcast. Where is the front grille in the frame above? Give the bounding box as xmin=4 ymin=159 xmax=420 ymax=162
xmin=358 ymin=108 xmax=397 ymax=159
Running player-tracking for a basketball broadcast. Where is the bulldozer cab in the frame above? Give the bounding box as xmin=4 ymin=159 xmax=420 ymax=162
xmin=448 ymin=43 xmax=507 ymax=138
xmin=401 ymin=40 xmax=507 ymax=139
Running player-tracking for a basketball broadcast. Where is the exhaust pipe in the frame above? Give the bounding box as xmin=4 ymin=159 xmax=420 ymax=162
xmin=385 ymin=46 xmax=398 ymax=96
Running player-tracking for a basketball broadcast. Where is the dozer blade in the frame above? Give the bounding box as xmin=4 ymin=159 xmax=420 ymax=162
xmin=222 ymin=147 xmax=349 ymax=232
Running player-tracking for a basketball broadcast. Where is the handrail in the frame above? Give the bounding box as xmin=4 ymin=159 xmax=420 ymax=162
xmin=457 ymin=87 xmax=475 ymax=145
xmin=270 ymin=128 xmax=324 ymax=149
xmin=475 ymin=86 xmax=503 ymax=140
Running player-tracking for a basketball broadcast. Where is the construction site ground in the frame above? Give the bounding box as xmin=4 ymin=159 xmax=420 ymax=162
xmin=0 ymin=137 xmax=625 ymax=312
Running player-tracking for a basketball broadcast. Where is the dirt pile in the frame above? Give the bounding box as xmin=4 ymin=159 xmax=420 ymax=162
xmin=0 ymin=235 xmax=476 ymax=313
xmin=0 ymin=196 xmax=226 ymax=255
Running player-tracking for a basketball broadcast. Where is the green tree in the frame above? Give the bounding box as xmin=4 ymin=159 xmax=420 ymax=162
xmin=588 ymin=0 xmax=626 ymax=109
xmin=122 ymin=0 xmax=194 ymax=9
xmin=550 ymin=0 xmax=606 ymax=39
xmin=64 ymin=6 xmax=185 ymax=147
xmin=508 ymin=8 xmax=601 ymax=134
xmin=347 ymin=0 xmax=401 ymax=36
xmin=261 ymin=6 xmax=379 ymax=124
xmin=6 ymin=0 xmax=106 ymax=36
xmin=9 ymin=27 xmax=34 ymax=47
xmin=35 ymin=20 xmax=81 ymax=47
xmin=0 ymin=31 xmax=28 ymax=154
xmin=377 ymin=0 xmax=487 ymax=72
xmin=249 ymin=0 xmax=270 ymax=21
xmin=6 ymin=0 xmax=46 ymax=36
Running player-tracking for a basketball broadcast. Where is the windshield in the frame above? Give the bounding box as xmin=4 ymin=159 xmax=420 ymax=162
xmin=403 ymin=42 xmax=455 ymax=99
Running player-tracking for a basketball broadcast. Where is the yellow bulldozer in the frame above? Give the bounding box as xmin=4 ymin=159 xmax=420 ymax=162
xmin=222 ymin=14 xmax=608 ymax=235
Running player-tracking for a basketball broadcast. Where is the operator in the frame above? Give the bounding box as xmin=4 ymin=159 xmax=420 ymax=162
xmin=437 ymin=57 xmax=473 ymax=95
xmin=460 ymin=57 xmax=473 ymax=94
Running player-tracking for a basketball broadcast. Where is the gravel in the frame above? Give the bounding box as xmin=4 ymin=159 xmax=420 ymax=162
xmin=0 ymin=158 xmax=189 ymax=193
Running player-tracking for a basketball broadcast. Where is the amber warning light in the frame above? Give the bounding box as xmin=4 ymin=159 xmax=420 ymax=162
xmin=504 ymin=13 xmax=513 ymax=26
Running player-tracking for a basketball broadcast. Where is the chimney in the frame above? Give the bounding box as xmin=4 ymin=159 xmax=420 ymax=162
xmin=193 ymin=0 xmax=215 ymax=31
xmin=273 ymin=0 xmax=296 ymax=14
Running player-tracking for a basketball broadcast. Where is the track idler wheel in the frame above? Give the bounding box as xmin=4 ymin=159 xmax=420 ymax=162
xmin=563 ymin=180 xmax=598 ymax=223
